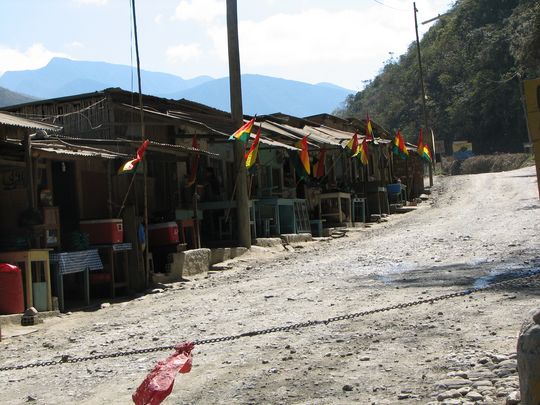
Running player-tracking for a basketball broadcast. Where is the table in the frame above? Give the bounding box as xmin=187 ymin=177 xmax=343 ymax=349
xmin=0 ymin=249 xmax=52 ymax=311
xmin=255 ymin=198 xmax=309 ymax=235
xmin=352 ymin=197 xmax=367 ymax=223
xmin=318 ymin=192 xmax=352 ymax=224
xmin=386 ymin=183 xmax=407 ymax=205
xmin=198 ymin=200 xmax=256 ymax=240
xmin=366 ymin=186 xmax=390 ymax=216
xmin=49 ymin=249 xmax=103 ymax=312
xmin=93 ymin=243 xmax=132 ymax=298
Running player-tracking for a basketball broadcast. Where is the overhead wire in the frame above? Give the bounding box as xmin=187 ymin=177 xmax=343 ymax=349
xmin=371 ymin=0 xmax=408 ymax=12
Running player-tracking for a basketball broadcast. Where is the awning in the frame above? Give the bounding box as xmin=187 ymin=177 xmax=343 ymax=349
xmin=0 ymin=111 xmax=62 ymax=132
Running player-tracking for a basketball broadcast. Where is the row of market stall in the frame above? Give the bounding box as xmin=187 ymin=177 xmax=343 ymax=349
xmin=0 ymin=88 xmax=428 ymax=313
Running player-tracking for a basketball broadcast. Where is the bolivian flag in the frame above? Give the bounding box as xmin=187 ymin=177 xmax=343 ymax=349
xmin=392 ymin=131 xmax=409 ymax=159
xmin=357 ymin=138 xmax=369 ymax=165
xmin=298 ymin=136 xmax=310 ymax=175
xmin=245 ymin=125 xmax=261 ymax=169
xmin=345 ymin=132 xmax=359 ymax=155
xmin=118 ymin=139 xmax=150 ymax=175
xmin=416 ymin=128 xmax=433 ymax=162
xmin=421 ymin=144 xmax=433 ymax=162
xmin=229 ymin=117 xmax=255 ymax=142
xmin=366 ymin=114 xmax=374 ymax=141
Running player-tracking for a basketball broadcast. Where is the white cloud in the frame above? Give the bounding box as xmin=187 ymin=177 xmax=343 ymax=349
xmin=154 ymin=14 xmax=163 ymax=25
xmin=166 ymin=43 xmax=202 ymax=63
xmin=205 ymin=0 xmax=452 ymax=89
xmin=173 ymin=0 xmax=225 ymax=23
xmin=208 ymin=9 xmax=410 ymax=73
xmin=73 ymin=0 xmax=108 ymax=5
xmin=67 ymin=41 xmax=84 ymax=49
xmin=0 ymin=44 xmax=67 ymax=75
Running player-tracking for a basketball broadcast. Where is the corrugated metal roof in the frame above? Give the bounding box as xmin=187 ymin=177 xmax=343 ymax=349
xmin=48 ymin=135 xmax=217 ymax=157
xmin=33 ymin=146 xmax=121 ymax=160
xmin=0 ymin=111 xmax=62 ymax=132
xmin=31 ymin=139 xmax=128 ymax=160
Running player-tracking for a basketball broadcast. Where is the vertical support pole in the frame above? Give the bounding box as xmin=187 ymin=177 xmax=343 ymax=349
xmin=414 ymin=2 xmax=433 ymax=187
xmin=131 ymin=0 xmax=150 ymax=286
xmin=25 ymin=133 xmax=36 ymax=210
xmin=226 ymin=0 xmax=251 ymax=248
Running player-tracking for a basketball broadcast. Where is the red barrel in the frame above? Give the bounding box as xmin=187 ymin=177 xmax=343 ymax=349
xmin=0 ymin=263 xmax=24 ymax=314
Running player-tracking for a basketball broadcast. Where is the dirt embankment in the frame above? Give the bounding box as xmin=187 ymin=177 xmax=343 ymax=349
xmin=0 ymin=166 xmax=539 ymax=405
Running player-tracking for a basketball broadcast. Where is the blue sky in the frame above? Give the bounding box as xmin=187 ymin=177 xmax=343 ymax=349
xmin=0 ymin=0 xmax=453 ymax=90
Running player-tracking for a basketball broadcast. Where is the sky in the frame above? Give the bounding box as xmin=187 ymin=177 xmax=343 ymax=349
xmin=0 ymin=0 xmax=454 ymax=91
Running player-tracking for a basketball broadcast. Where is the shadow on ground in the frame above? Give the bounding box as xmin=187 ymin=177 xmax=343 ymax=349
xmin=371 ymin=258 xmax=540 ymax=296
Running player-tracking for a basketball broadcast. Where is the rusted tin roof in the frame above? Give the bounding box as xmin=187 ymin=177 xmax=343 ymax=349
xmin=0 ymin=111 xmax=62 ymax=132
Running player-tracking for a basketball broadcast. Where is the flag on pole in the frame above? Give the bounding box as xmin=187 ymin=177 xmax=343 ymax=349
xmin=392 ymin=130 xmax=409 ymax=159
xmin=421 ymin=145 xmax=433 ymax=162
xmin=313 ymin=147 xmax=326 ymax=178
xmin=185 ymin=135 xmax=200 ymax=187
xmin=298 ymin=136 xmax=310 ymax=175
xmin=345 ymin=132 xmax=359 ymax=155
xmin=118 ymin=139 xmax=150 ymax=175
xmin=416 ymin=128 xmax=433 ymax=162
xmin=366 ymin=113 xmax=380 ymax=145
xmin=357 ymin=138 xmax=369 ymax=165
xmin=229 ymin=117 xmax=255 ymax=142
xmin=366 ymin=114 xmax=374 ymax=141
xmin=245 ymin=125 xmax=261 ymax=169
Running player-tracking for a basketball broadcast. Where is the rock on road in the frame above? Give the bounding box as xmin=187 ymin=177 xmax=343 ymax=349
xmin=1 ymin=166 xmax=539 ymax=405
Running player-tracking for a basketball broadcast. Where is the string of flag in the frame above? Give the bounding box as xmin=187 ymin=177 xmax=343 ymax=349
xmin=220 ymin=114 xmax=434 ymax=183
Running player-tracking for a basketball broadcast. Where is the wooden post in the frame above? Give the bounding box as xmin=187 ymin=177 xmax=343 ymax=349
xmin=24 ymin=133 xmax=35 ymax=210
xmin=226 ymin=0 xmax=251 ymax=248
xmin=131 ymin=0 xmax=150 ymax=286
xmin=414 ymin=2 xmax=433 ymax=187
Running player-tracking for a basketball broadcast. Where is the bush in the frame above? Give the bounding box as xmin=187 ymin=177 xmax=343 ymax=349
xmin=451 ymin=153 xmax=533 ymax=175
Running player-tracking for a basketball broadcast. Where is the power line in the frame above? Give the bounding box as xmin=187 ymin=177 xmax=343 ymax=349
xmin=371 ymin=0 xmax=408 ymax=12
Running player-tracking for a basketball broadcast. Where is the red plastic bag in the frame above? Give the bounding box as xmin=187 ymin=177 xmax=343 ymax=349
xmin=132 ymin=342 xmax=194 ymax=405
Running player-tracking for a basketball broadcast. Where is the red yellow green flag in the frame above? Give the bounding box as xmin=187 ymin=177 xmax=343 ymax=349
xmin=313 ymin=147 xmax=326 ymax=178
xmin=345 ymin=132 xmax=359 ymax=155
xmin=185 ymin=135 xmax=200 ymax=187
xmin=244 ymin=125 xmax=261 ymax=169
xmin=417 ymin=128 xmax=425 ymax=153
xmin=416 ymin=129 xmax=433 ymax=162
xmin=229 ymin=117 xmax=255 ymax=142
xmin=392 ymin=130 xmax=409 ymax=159
xmin=357 ymin=138 xmax=369 ymax=165
xmin=118 ymin=139 xmax=150 ymax=175
xmin=298 ymin=136 xmax=310 ymax=175
xmin=366 ymin=114 xmax=374 ymax=141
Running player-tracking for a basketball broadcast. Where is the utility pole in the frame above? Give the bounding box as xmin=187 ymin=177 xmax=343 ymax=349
xmin=414 ymin=2 xmax=434 ymax=187
xmin=131 ymin=0 xmax=150 ymax=286
xmin=226 ymin=0 xmax=251 ymax=248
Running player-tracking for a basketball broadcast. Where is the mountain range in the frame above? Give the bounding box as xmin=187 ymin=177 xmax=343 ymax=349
xmin=0 ymin=58 xmax=352 ymax=116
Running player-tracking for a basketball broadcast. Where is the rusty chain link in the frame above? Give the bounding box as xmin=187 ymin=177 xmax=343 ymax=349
xmin=1 ymin=271 xmax=538 ymax=372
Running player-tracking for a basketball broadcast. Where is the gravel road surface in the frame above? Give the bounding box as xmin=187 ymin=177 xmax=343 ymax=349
xmin=1 ymin=166 xmax=539 ymax=404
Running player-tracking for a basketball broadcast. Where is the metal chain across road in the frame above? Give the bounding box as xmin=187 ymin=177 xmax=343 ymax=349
xmin=1 ymin=271 xmax=538 ymax=372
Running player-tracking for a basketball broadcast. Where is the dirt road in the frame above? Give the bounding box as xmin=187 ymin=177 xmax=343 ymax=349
xmin=1 ymin=166 xmax=539 ymax=404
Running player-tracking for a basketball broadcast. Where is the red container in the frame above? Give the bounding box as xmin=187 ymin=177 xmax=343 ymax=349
xmin=148 ymin=222 xmax=179 ymax=246
xmin=80 ymin=219 xmax=123 ymax=244
xmin=0 ymin=263 xmax=24 ymax=314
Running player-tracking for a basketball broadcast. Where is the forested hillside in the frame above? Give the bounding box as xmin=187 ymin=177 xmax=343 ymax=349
xmin=337 ymin=0 xmax=540 ymax=154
